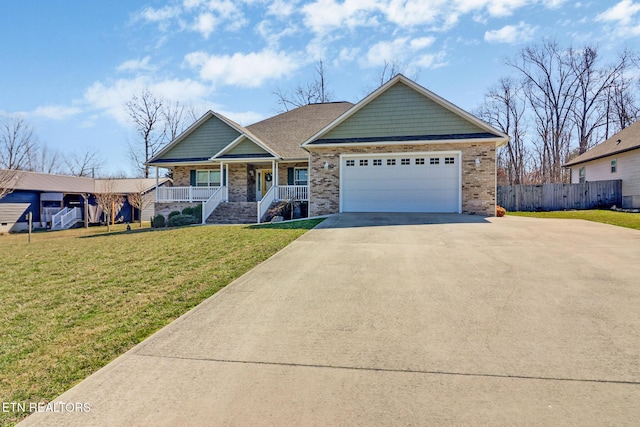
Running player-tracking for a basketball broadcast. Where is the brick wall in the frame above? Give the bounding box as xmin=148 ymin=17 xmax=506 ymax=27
xmin=307 ymin=142 xmax=497 ymax=217
xmin=277 ymin=162 xmax=308 ymax=186
xmin=228 ymin=163 xmax=248 ymax=202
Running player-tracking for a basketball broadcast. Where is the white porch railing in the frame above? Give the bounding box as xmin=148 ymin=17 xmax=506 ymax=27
xmin=156 ymin=186 xmax=220 ymax=202
xmin=278 ymin=185 xmax=308 ymax=201
xmin=257 ymin=186 xmax=277 ymax=224
xmin=51 ymin=207 xmax=69 ymax=230
xmin=51 ymin=207 xmax=82 ymax=230
xmin=201 ymin=186 xmax=228 ymax=224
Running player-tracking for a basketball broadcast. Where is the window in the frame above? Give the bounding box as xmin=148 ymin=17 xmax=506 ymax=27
xmin=373 ymin=159 xmax=382 ymax=166
xmin=387 ymin=159 xmax=396 ymax=166
xmin=401 ymin=158 xmax=410 ymax=165
xmin=445 ymin=157 xmax=455 ymax=164
xmin=294 ymin=168 xmax=308 ymax=185
xmin=611 ymin=159 xmax=617 ymax=173
xmin=359 ymin=159 xmax=368 ymax=166
xmin=579 ymin=167 xmax=586 ymax=184
xmin=346 ymin=160 xmax=355 ymax=167
xmin=196 ymin=170 xmax=221 ymax=187
xmin=430 ymin=158 xmax=439 ymax=165
xmin=415 ymin=158 xmax=425 ymax=165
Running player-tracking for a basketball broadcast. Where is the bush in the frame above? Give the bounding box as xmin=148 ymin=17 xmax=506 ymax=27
xmin=168 ymin=214 xmax=198 ymax=227
xmin=152 ymin=214 xmax=166 ymax=228
xmin=181 ymin=206 xmax=202 ymax=223
xmin=168 ymin=210 xmax=181 ymax=220
xmin=496 ymin=205 xmax=507 ymax=217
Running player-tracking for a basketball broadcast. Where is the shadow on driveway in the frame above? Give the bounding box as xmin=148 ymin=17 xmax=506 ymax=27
xmin=315 ymin=212 xmax=490 ymax=229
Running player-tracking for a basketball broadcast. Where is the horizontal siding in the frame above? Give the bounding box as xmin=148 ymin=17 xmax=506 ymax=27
xmin=0 ymin=203 xmax=30 ymax=224
xmin=226 ymin=137 xmax=269 ymax=155
xmin=323 ymin=81 xmax=484 ymax=140
xmin=1 ymin=190 xmax=40 ymax=222
xmin=159 ymin=116 xmax=241 ymax=160
xmin=574 ymin=150 xmax=640 ymax=197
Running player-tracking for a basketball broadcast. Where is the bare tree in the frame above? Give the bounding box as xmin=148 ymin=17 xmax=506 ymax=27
xmin=0 ymin=169 xmax=20 ymax=200
xmin=94 ymin=179 xmax=124 ymax=232
xmin=127 ymin=181 xmax=153 ymax=228
xmin=126 ymin=89 xmax=165 ymax=178
xmin=274 ymin=60 xmax=332 ymax=112
xmin=0 ymin=117 xmax=38 ymax=170
xmin=378 ymin=60 xmax=405 ymax=86
xmin=478 ymin=78 xmax=528 ymax=185
xmin=28 ymin=144 xmax=63 ymax=174
xmin=163 ymin=100 xmax=186 ymax=141
xmin=508 ymin=41 xmax=580 ymax=183
xmin=603 ymin=72 xmax=639 ymax=137
xmin=65 ymin=148 xmax=103 ymax=177
xmin=571 ymin=47 xmax=629 ymax=154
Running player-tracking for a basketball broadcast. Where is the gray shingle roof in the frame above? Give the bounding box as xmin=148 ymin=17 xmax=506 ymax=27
xmin=4 ymin=170 xmax=169 ymax=194
xmin=247 ymin=102 xmax=354 ymax=159
xmin=564 ymin=120 xmax=640 ymax=167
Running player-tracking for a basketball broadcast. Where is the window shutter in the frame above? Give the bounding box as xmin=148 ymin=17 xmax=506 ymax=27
xmin=287 ymin=168 xmax=294 ymax=185
xmin=190 ymin=170 xmax=196 ymax=186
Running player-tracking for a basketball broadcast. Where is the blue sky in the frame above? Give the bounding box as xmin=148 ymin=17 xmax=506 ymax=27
xmin=1 ymin=0 xmax=639 ymax=176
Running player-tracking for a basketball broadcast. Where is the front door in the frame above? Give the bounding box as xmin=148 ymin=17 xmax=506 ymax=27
xmin=257 ymin=169 xmax=273 ymax=200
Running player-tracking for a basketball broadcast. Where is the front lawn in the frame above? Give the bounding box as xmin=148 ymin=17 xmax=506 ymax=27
xmin=508 ymin=210 xmax=640 ymax=231
xmin=0 ymin=219 xmax=321 ymax=426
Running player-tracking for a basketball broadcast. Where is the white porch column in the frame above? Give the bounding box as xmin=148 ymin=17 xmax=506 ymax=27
xmin=273 ymin=161 xmax=278 ymax=186
xmin=155 ymin=166 xmax=159 ymax=202
xmin=225 ymin=164 xmax=229 ymax=201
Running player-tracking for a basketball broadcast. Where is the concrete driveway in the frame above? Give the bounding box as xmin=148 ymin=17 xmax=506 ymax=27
xmin=20 ymin=214 xmax=640 ymax=426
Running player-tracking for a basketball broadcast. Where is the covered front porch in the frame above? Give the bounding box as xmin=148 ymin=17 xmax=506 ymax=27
xmin=154 ymin=160 xmax=309 ymax=223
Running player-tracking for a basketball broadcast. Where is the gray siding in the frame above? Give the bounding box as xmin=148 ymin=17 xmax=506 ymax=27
xmin=226 ymin=137 xmax=269 ymax=156
xmin=159 ymin=116 xmax=241 ymax=160
xmin=0 ymin=203 xmax=30 ymax=232
xmin=323 ymin=81 xmax=484 ymax=140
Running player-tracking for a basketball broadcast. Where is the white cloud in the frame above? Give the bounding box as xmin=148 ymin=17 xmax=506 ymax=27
xmin=218 ymin=110 xmax=266 ymax=126
xmin=192 ymin=12 xmax=218 ymax=38
xmin=32 ymin=105 xmax=83 ymax=120
xmin=267 ymin=0 xmax=298 ymax=17
xmin=83 ymin=77 xmax=210 ymax=124
xmin=484 ymin=21 xmax=537 ymax=44
xmin=365 ymin=36 xmax=437 ymax=67
xmin=596 ymin=0 xmax=640 ymax=26
xmin=302 ymin=0 xmax=381 ymax=35
xmin=137 ymin=5 xmax=181 ymax=23
xmin=116 ymin=56 xmax=155 ymax=73
xmin=184 ymin=49 xmax=301 ymax=87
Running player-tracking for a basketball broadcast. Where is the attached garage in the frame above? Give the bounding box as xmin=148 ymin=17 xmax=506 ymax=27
xmin=340 ymin=152 xmax=461 ymax=213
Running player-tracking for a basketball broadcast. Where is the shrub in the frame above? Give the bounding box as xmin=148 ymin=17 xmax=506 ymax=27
xmin=182 ymin=206 xmax=202 ymax=223
xmin=152 ymin=214 xmax=166 ymax=228
xmin=168 ymin=214 xmax=198 ymax=227
xmin=168 ymin=210 xmax=181 ymax=220
xmin=496 ymin=205 xmax=506 ymax=217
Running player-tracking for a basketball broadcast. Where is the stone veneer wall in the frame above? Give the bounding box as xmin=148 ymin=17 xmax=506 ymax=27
xmin=154 ymin=202 xmax=202 ymax=219
xmin=307 ymin=142 xmax=497 ymax=217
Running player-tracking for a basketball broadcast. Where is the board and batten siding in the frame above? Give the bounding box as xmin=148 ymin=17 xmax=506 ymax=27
xmin=225 ymin=137 xmax=270 ymax=156
xmin=570 ymin=149 xmax=640 ymax=207
xmin=158 ymin=116 xmax=241 ymax=160
xmin=322 ymin=81 xmax=484 ymax=140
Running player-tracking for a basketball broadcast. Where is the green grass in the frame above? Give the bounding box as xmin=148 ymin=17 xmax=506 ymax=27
xmin=508 ymin=210 xmax=640 ymax=231
xmin=0 ymin=219 xmax=322 ymax=426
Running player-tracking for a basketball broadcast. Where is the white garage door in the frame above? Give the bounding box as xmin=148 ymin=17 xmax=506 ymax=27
xmin=341 ymin=153 xmax=460 ymax=213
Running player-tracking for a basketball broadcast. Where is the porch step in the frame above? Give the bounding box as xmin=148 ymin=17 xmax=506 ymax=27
xmin=206 ymin=202 xmax=258 ymax=224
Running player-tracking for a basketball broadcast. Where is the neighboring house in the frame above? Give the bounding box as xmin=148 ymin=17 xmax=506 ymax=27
xmin=0 ymin=170 xmax=169 ymax=232
xmin=148 ymin=75 xmax=509 ymax=223
xmin=564 ymin=121 xmax=640 ymax=208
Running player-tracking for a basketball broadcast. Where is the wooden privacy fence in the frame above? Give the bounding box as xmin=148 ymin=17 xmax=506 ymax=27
xmin=497 ymin=180 xmax=622 ymax=212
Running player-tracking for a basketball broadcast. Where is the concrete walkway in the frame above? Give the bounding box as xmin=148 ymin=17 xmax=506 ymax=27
xmin=20 ymin=214 xmax=640 ymax=426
